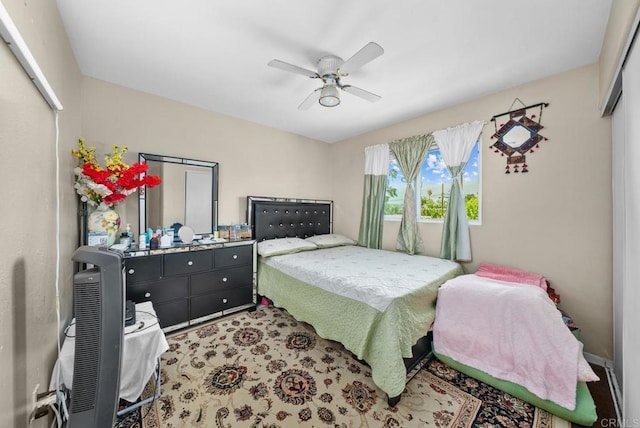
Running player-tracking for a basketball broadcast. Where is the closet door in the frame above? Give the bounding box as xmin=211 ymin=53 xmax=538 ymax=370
xmin=612 ymin=93 xmax=624 ymax=389
xmin=622 ymin=35 xmax=640 ymax=421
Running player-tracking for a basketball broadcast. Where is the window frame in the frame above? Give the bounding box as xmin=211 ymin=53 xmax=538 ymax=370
xmin=384 ymin=142 xmax=482 ymax=225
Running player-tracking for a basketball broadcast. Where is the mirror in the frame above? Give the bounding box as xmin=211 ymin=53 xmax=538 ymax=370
xmin=139 ymin=153 xmax=218 ymax=236
xmin=491 ymin=116 xmax=544 ymax=170
xmin=502 ymin=124 xmax=532 ymax=148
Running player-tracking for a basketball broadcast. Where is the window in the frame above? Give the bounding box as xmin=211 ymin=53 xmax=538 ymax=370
xmin=384 ymin=143 xmax=481 ymax=223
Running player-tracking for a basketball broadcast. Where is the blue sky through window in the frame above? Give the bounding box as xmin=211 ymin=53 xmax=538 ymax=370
xmin=420 ymin=144 xmax=479 ymax=196
xmin=386 ymin=144 xmax=480 ymax=218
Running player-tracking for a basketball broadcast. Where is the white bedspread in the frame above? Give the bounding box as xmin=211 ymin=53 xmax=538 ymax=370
xmin=433 ymin=274 xmax=598 ymax=411
xmin=260 ymin=245 xmax=461 ymax=312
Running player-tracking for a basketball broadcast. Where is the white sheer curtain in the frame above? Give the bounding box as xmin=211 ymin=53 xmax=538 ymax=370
xmin=432 ymin=120 xmax=484 ymax=261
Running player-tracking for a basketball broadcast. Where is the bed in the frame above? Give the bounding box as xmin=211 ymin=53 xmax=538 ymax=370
xmin=247 ymin=196 xmax=463 ymax=405
xmin=433 ymin=272 xmax=599 ymax=425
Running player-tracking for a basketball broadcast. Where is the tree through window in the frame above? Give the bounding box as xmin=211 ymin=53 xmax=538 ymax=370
xmin=385 ymin=143 xmax=480 ymax=222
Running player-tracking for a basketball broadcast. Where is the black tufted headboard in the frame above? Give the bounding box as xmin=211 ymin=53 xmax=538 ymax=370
xmin=247 ymin=196 xmax=333 ymax=241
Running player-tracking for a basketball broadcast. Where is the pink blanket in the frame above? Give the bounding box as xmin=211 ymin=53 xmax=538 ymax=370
xmin=433 ymin=274 xmax=598 ymax=411
xmin=475 ymin=262 xmax=548 ymax=290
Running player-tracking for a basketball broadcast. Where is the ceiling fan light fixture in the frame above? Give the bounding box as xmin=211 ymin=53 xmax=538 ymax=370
xmin=319 ymin=84 xmax=340 ymax=107
xmin=268 ymin=42 xmax=383 ymax=109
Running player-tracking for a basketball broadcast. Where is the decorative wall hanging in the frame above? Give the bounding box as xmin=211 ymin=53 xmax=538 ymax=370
xmin=489 ymin=98 xmax=549 ymax=174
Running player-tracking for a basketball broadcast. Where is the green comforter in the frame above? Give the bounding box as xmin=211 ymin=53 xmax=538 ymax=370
xmin=258 ymin=255 xmax=463 ymax=399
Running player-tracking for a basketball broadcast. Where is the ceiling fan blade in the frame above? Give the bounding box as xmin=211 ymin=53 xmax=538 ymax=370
xmin=339 ymin=42 xmax=384 ymax=75
xmin=298 ymin=88 xmax=322 ymax=110
xmin=268 ymin=59 xmax=318 ymax=78
xmin=341 ymin=85 xmax=381 ymax=103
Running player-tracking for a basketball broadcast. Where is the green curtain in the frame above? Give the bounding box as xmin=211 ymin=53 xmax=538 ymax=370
xmin=358 ymin=143 xmax=389 ymax=249
xmin=358 ymin=175 xmax=388 ymax=248
xmin=440 ymin=165 xmax=465 ymax=260
xmin=389 ymin=135 xmax=433 ymax=254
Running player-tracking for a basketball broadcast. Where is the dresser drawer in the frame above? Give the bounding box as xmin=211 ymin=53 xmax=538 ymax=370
xmin=164 ymin=250 xmax=213 ymax=276
xmin=127 ymin=276 xmax=189 ymax=305
xmin=154 ymin=300 xmax=189 ymax=329
xmin=190 ymin=285 xmax=253 ymax=319
xmin=190 ymin=266 xmax=253 ymax=296
xmin=214 ymin=245 xmax=253 ymax=269
xmin=125 ymin=255 xmax=162 ymax=284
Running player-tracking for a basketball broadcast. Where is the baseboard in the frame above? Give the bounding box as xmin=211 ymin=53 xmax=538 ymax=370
xmin=583 ymin=352 xmax=610 ymax=367
xmin=583 ymin=352 xmax=622 ymax=423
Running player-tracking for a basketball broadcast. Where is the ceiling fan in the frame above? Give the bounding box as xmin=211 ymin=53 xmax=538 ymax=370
xmin=268 ymin=42 xmax=384 ymax=110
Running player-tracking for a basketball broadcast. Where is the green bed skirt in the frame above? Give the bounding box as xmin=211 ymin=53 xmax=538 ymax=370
xmin=258 ymin=261 xmax=463 ymax=398
xmin=433 ymin=351 xmax=598 ymax=426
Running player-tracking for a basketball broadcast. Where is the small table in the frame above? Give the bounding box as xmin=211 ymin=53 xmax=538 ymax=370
xmin=50 ymin=301 xmax=169 ymax=411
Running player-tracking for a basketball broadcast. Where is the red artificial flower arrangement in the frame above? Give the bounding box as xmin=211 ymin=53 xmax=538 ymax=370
xmin=72 ymin=138 xmax=161 ymax=207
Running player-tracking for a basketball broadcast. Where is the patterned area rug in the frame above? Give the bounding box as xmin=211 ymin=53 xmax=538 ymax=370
xmin=137 ymin=306 xmax=569 ymax=427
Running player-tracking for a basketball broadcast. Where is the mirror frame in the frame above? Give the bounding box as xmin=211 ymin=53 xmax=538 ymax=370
xmin=489 ymin=101 xmax=548 ymax=173
xmin=139 ymin=153 xmax=219 ymax=236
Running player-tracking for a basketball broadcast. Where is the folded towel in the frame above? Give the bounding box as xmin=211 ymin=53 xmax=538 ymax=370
xmin=475 ymin=262 xmax=548 ymax=290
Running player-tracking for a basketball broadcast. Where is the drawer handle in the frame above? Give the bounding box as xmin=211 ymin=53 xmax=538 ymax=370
xmin=145 ymin=292 xmax=151 ymax=298
xmin=232 ymin=254 xmax=238 ymax=259
xmin=128 ymin=268 xmax=135 ymax=274
xmin=187 ymin=260 xmax=193 ymax=266
xmin=222 ymin=277 xmax=228 ymax=282
xmin=222 ymin=298 xmax=228 ymax=304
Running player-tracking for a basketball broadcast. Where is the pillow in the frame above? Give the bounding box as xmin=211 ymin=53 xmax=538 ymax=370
xmin=305 ymin=234 xmax=356 ymax=248
xmin=257 ymin=237 xmax=317 ymax=257
xmin=475 ymin=263 xmax=548 ymax=290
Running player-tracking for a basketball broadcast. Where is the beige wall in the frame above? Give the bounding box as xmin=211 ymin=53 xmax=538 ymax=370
xmin=598 ymin=0 xmax=640 ymax=107
xmin=331 ymin=64 xmax=613 ymax=358
xmin=80 ymin=77 xmax=333 ymax=238
xmin=0 ymin=1 xmax=83 ymax=426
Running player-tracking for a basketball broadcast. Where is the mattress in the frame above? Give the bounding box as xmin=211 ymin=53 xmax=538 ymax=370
xmin=257 ymin=246 xmax=463 ymax=399
xmin=433 ymin=274 xmax=598 ymax=410
xmin=433 ymin=351 xmax=598 ymax=426
xmin=260 ymin=245 xmax=462 ymax=312
xmin=431 ymin=274 xmax=597 ymax=425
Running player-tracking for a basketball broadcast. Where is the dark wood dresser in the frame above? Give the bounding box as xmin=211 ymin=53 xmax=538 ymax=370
xmin=123 ymin=240 xmax=256 ymax=332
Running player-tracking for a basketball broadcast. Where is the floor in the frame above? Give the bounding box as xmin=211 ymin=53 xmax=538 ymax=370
xmin=573 ymin=363 xmax=617 ymax=427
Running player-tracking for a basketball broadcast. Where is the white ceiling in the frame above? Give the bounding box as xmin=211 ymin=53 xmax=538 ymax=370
xmin=56 ymin=0 xmax=611 ymax=143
